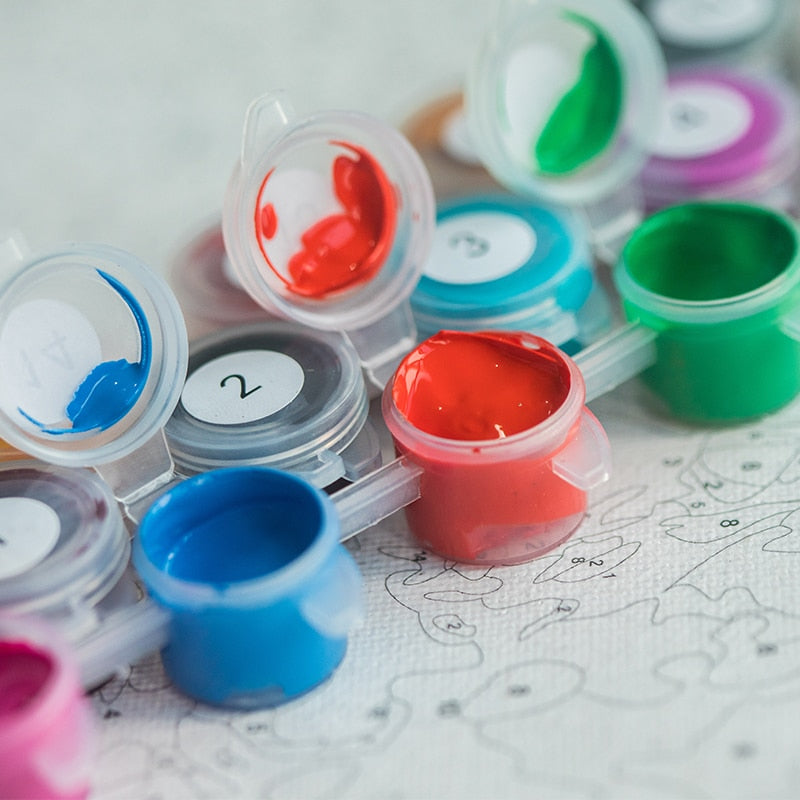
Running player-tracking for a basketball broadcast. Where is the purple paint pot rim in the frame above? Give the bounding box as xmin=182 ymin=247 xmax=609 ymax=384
xmin=0 ymin=613 xmax=82 ymax=748
xmin=133 ymin=466 xmax=341 ymax=609
xmin=642 ymin=69 xmax=800 ymax=190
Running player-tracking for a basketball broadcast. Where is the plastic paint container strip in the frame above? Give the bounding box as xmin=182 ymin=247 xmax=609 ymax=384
xmin=0 ymin=613 xmax=95 ymax=800
xmin=410 ymin=193 xmax=611 ymax=350
xmin=166 ymin=321 xmax=380 ymax=487
xmin=0 ymin=462 xmax=135 ymax=643
xmin=466 ymin=0 xmax=666 ymax=211
xmin=641 ymin=68 xmax=800 ymax=212
xmin=222 ymin=91 xmax=436 ymax=388
xmin=169 ymin=221 xmax=268 ymax=340
xmin=572 ymin=201 xmax=800 ymax=422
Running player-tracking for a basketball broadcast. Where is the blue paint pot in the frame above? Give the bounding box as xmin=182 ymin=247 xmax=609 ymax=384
xmin=132 ymin=466 xmax=364 ymax=708
xmin=410 ymin=194 xmax=611 ymax=352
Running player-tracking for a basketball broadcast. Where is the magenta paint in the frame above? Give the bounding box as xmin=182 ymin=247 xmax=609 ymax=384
xmin=0 ymin=616 xmax=95 ymax=800
xmin=642 ymin=69 xmax=800 ymax=211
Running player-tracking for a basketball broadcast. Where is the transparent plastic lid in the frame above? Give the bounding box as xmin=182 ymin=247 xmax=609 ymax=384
xmin=0 ymin=462 xmax=129 ymax=634
xmin=466 ymin=0 xmax=666 ymax=204
xmin=165 ymin=322 xmax=373 ymax=485
xmin=410 ymin=193 xmax=596 ymax=344
xmin=0 ymin=243 xmax=188 ymax=467
xmin=222 ymin=91 xmax=436 ymax=331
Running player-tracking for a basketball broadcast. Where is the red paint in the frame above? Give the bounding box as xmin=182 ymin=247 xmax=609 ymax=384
xmin=255 ymin=141 xmax=397 ymax=298
xmin=392 ymin=330 xmax=571 ymax=440
xmin=385 ymin=331 xmax=595 ymax=565
xmin=0 ymin=640 xmax=53 ymax=714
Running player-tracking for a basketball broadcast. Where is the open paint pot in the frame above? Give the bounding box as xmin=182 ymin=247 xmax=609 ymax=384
xmin=165 ymin=321 xmax=381 ymax=488
xmin=0 ymin=613 xmax=95 ymax=800
xmin=466 ymin=0 xmax=666 ymax=259
xmin=641 ymin=0 xmax=792 ymax=75
xmin=410 ymin=193 xmax=612 ymax=352
xmin=573 ymin=201 xmax=800 ymax=422
xmin=641 ymin=68 xmax=800 ymax=213
xmin=330 ymin=330 xmax=612 ymax=566
xmin=0 ymin=462 xmax=136 ymax=644
xmin=222 ymin=91 xmax=435 ymax=389
xmin=169 ymin=220 xmax=268 ymax=340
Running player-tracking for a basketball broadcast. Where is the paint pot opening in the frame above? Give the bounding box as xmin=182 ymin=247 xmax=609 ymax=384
xmin=624 ymin=203 xmax=797 ymax=302
xmin=0 ymin=640 xmax=54 ymax=715
xmin=391 ymin=331 xmax=572 ymax=442
xmin=139 ymin=468 xmax=328 ymax=586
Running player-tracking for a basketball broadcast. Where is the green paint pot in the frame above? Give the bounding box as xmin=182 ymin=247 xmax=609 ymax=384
xmin=614 ymin=202 xmax=800 ymax=422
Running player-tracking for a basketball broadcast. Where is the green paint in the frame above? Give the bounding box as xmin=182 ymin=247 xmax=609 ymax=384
xmin=617 ymin=203 xmax=800 ymax=423
xmin=533 ymin=13 xmax=624 ymax=176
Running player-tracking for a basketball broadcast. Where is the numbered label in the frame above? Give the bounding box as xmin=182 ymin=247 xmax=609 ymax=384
xmin=423 ymin=211 xmax=537 ymax=284
xmin=181 ymin=349 xmax=305 ymax=425
xmin=0 ymin=497 xmax=61 ymax=579
xmin=652 ymin=83 xmax=752 ymax=159
xmin=0 ymin=299 xmax=102 ymax=430
xmin=649 ymin=0 xmax=776 ymax=48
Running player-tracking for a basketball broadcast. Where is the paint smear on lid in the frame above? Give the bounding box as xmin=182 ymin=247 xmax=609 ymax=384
xmin=503 ymin=12 xmax=624 ymax=176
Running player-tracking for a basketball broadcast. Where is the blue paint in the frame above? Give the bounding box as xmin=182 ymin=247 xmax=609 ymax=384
xmin=410 ymin=194 xmax=598 ymax=349
xmin=21 ymin=270 xmax=152 ymax=434
xmin=133 ymin=466 xmax=363 ymax=708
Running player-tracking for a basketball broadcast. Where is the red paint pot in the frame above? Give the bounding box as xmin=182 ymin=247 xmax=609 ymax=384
xmin=381 ymin=331 xmax=611 ymax=565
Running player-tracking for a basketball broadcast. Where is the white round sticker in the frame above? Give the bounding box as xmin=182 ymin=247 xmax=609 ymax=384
xmin=181 ymin=350 xmax=305 ymax=425
xmin=440 ymin=107 xmax=483 ymax=166
xmin=0 ymin=299 xmax=102 ymax=429
xmin=652 ymin=83 xmax=752 ymax=159
xmin=649 ymin=0 xmax=777 ymax=48
xmin=423 ymin=211 xmax=537 ymax=285
xmin=0 ymin=497 xmax=61 ymax=579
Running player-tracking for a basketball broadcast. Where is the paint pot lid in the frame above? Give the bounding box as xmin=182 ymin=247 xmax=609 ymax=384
xmin=641 ymin=69 xmax=800 ymax=202
xmin=0 ymin=242 xmax=188 ymax=467
xmin=410 ymin=194 xmax=596 ymax=344
xmin=642 ymin=0 xmax=784 ymax=53
xmin=0 ymin=462 xmax=129 ymax=637
xmin=466 ymin=0 xmax=666 ymax=204
xmin=165 ymin=321 xmax=372 ymax=486
xmin=222 ymin=91 xmax=435 ymax=332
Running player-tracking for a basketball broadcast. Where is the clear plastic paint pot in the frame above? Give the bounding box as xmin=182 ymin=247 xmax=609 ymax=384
xmin=0 ymin=613 xmax=95 ymax=800
xmin=165 ymin=322 xmax=381 ymax=487
xmin=0 ymin=462 xmax=135 ymax=643
xmin=641 ymin=0 xmax=792 ymax=75
xmin=410 ymin=194 xmax=612 ymax=352
xmin=0 ymin=241 xmax=188 ymax=471
xmin=169 ymin=220 xmax=269 ymax=340
xmin=0 ymin=438 xmax=27 ymax=461
xmin=400 ymin=90 xmax=502 ymax=199
xmin=466 ymin=0 xmax=665 ymax=257
xmin=377 ymin=331 xmax=611 ymax=565
xmin=127 ymin=466 xmax=363 ymax=708
xmin=641 ymin=69 xmax=800 ymax=213
xmin=611 ymin=202 xmax=800 ymax=422
xmin=222 ymin=91 xmax=436 ymax=389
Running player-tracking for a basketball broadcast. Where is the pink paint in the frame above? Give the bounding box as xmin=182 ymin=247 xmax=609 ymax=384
xmin=0 ymin=641 xmax=54 ymax=714
xmin=383 ymin=331 xmax=611 ymax=565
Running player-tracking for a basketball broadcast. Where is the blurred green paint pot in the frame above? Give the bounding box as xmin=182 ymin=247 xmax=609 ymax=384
xmin=614 ymin=202 xmax=800 ymax=422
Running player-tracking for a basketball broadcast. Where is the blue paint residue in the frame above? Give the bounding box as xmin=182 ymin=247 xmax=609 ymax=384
xmin=20 ymin=269 xmax=152 ymax=434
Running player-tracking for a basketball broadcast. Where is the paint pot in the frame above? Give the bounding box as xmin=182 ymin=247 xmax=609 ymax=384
xmin=165 ymin=321 xmax=381 ymax=487
xmin=222 ymin=91 xmax=436 ymax=389
xmin=466 ymin=0 xmax=665 ymax=260
xmin=641 ymin=0 xmax=792 ymax=75
xmin=410 ymin=194 xmax=612 ymax=352
xmin=169 ymin=220 xmax=268 ymax=339
xmin=129 ymin=466 xmax=363 ymax=708
xmin=0 ymin=613 xmax=95 ymax=800
xmin=641 ymin=69 xmax=800 ymax=213
xmin=400 ymin=90 xmax=501 ymax=198
xmin=0 ymin=462 xmax=136 ymax=643
xmin=375 ymin=331 xmax=611 ymax=565
xmin=0 ymin=438 xmax=27 ymax=461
